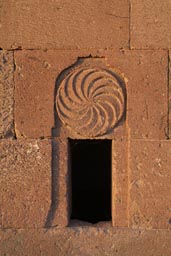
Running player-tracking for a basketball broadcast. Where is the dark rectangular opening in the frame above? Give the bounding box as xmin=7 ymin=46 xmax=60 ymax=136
xmin=69 ymin=139 xmax=111 ymax=224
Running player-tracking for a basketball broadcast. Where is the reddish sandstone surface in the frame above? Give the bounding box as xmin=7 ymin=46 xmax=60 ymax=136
xmin=0 ymin=0 xmax=171 ymax=255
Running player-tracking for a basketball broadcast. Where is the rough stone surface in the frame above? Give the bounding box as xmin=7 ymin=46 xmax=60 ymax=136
xmin=107 ymin=50 xmax=168 ymax=140
xmin=1 ymin=227 xmax=171 ymax=256
xmin=1 ymin=1 xmax=171 ymax=254
xmin=131 ymin=0 xmax=171 ymax=49
xmin=0 ymin=51 xmax=14 ymax=138
xmin=0 ymin=0 xmax=129 ymax=50
xmin=0 ymin=138 xmax=70 ymax=228
xmin=169 ymin=49 xmax=171 ymax=138
xmin=45 ymin=138 xmax=70 ymax=228
xmin=0 ymin=139 xmax=51 ymax=228
xmin=112 ymin=139 xmax=129 ymax=227
xmin=14 ymin=49 xmax=168 ymax=140
xmin=129 ymin=140 xmax=171 ymax=229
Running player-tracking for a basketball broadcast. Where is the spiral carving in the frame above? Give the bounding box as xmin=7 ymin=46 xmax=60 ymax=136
xmin=56 ymin=66 xmax=125 ymax=137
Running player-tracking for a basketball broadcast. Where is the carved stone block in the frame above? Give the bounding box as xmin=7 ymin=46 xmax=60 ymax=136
xmin=56 ymin=58 xmax=126 ymax=138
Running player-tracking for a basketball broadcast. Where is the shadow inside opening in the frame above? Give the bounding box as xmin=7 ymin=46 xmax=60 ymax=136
xmin=69 ymin=139 xmax=111 ymax=224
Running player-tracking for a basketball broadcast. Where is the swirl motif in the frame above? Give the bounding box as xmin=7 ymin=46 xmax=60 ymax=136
xmin=56 ymin=66 xmax=125 ymax=137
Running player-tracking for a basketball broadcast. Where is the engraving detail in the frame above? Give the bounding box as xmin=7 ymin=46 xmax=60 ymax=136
xmin=56 ymin=64 xmax=125 ymax=137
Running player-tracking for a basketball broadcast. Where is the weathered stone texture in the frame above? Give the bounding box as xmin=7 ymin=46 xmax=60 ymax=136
xmin=108 ymin=50 xmax=168 ymax=140
xmin=14 ymin=49 xmax=168 ymax=140
xmin=0 ymin=139 xmax=51 ymax=228
xmin=1 ymin=228 xmax=171 ymax=256
xmin=45 ymin=138 xmax=70 ymax=228
xmin=0 ymin=0 xmax=171 ymax=254
xmin=129 ymin=140 xmax=171 ymax=229
xmin=0 ymin=51 xmax=14 ymax=138
xmin=131 ymin=0 xmax=171 ymax=49
xmin=0 ymin=0 xmax=129 ymax=50
xmin=112 ymin=139 xmax=129 ymax=227
xmin=169 ymin=49 xmax=171 ymax=138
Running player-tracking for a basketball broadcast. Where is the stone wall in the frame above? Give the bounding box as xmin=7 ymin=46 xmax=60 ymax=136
xmin=0 ymin=0 xmax=171 ymax=255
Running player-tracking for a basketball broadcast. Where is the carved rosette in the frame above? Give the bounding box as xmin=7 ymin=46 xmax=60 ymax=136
xmin=56 ymin=59 xmax=126 ymax=137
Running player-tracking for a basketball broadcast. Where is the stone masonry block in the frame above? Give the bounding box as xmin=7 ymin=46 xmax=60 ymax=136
xmin=129 ymin=140 xmax=171 ymax=229
xmin=169 ymin=49 xmax=171 ymax=138
xmin=131 ymin=0 xmax=171 ymax=49
xmin=0 ymin=0 xmax=129 ymax=50
xmin=0 ymin=51 xmax=14 ymax=138
xmin=14 ymin=49 xmax=168 ymax=140
xmin=112 ymin=139 xmax=129 ymax=227
xmin=0 ymin=138 xmax=70 ymax=228
xmin=107 ymin=50 xmax=168 ymax=139
xmin=0 ymin=139 xmax=52 ymax=228
xmin=1 ymin=228 xmax=171 ymax=256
